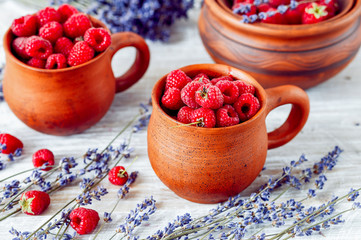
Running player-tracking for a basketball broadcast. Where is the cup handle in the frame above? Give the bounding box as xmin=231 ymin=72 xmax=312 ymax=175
xmin=108 ymin=32 xmax=150 ymax=93
xmin=265 ymin=85 xmax=310 ymax=149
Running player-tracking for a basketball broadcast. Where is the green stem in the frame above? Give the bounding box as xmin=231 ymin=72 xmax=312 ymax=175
xmin=0 ymin=166 xmax=59 ymax=183
xmin=0 ymin=208 xmax=21 ymax=221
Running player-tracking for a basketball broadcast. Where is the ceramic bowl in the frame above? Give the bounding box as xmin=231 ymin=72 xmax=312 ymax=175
xmin=198 ymin=0 xmax=361 ymax=89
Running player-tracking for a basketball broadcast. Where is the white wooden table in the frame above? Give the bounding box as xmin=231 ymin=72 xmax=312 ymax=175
xmin=0 ymin=1 xmax=361 ymax=239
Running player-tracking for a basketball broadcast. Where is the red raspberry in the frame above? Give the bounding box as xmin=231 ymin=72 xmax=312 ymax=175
xmin=268 ymin=0 xmax=290 ymax=8
xmin=69 ymin=207 xmax=100 ymax=235
xmin=216 ymin=105 xmax=240 ymax=127
xmin=108 ymin=166 xmax=129 ymax=185
xmin=233 ymin=80 xmax=255 ymax=96
xmin=319 ymin=0 xmax=339 ymax=16
xmin=36 ymin=7 xmax=61 ymax=27
xmin=165 ymin=69 xmax=192 ymax=90
xmin=39 ymin=21 xmax=63 ymax=44
xmin=232 ymin=3 xmax=257 ymax=17
xmin=57 ymin=3 xmax=79 ymax=23
xmin=12 ymin=37 xmax=30 ymax=60
xmin=32 ymin=149 xmax=55 ymax=171
xmin=210 ymin=76 xmax=233 ymax=85
xmin=177 ymin=106 xmax=194 ymax=124
xmin=0 ymin=133 xmax=23 ymax=154
xmin=215 ymin=80 xmax=239 ymax=104
xmin=261 ymin=8 xmax=287 ymax=24
xmin=233 ymin=93 xmax=261 ymax=122
xmin=63 ymin=13 xmax=92 ymax=38
xmin=11 ymin=15 xmax=37 ymax=37
xmin=84 ymin=28 xmax=111 ymax=52
xmin=161 ymin=87 xmax=184 ymax=110
xmin=258 ymin=3 xmax=272 ymax=12
xmin=193 ymin=73 xmax=211 ymax=84
xmin=20 ymin=190 xmax=50 ymax=215
xmin=54 ymin=37 xmax=74 ymax=57
xmin=181 ymin=81 xmax=203 ymax=109
xmin=67 ymin=41 xmax=95 ymax=66
xmin=27 ymin=58 xmax=46 ymax=69
xmin=46 ymin=54 xmax=67 ymax=69
xmin=25 ymin=36 xmax=53 ymax=60
xmin=195 ymin=84 xmax=224 ymax=109
xmin=302 ymin=3 xmax=331 ymax=24
xmin=190 ymin=108 xmax=216 ymax=128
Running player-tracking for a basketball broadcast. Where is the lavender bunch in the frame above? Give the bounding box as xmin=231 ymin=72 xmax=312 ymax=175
xmin=0 ymin=148 xmax=23 ymax=171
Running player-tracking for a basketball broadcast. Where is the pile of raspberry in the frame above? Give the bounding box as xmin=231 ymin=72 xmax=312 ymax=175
xmin=233 ymin=0 xmax=340 ymax=24
xmin=10 ymin=4 xmax=111 ymax=69
xmin=161 ymin=69 xmax=261 ymax=128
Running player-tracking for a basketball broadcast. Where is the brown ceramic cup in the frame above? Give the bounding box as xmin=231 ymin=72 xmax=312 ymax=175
xmin=147 ymin=64 xmax=310 ymax=204
xmin=3 ymin=16 xmax=150 ymax=136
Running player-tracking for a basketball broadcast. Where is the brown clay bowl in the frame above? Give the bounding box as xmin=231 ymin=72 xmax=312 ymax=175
xmin=199 ymin=0 xmax=361 ymax=89
xmin=147 ymin=64 xmax=310 ymax=203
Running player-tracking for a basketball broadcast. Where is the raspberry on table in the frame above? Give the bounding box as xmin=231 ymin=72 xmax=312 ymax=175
xmin=0 ymin=133 xmax=23 ymax=154
xmin=177 ymin=106 xmax=194 ymax=124
xmin=70 ymin=207 xmax=100 ymax=235
xmin=46 ymin=53 xmax=67 ymax=69
xmin=27 ymin=58 xmax=46 ymax=69
xmin=195 ymin=83 xmax=224 ymax=109
xmin=165 ymin=69 xmax=192 ymax=90
xmin=193 ymin=73 xmax=211 ymax=84
xmin=181 ymin=81 xmax=204 ymax=109
xmin=19 ymin=190 xmax=50 ymax=215
xmin=161 ymin=87 xmax=184 ymax=110
xmin=108 ymin=166 xmax=129 ymax=185
xmin=32 ymin=149 xmax=55 ymax=171
xmin=63 ymin=13 xmax=92 ymax=38
xmin=11 ymin=15 xmax=37 ymax=37
xmin=215 ymin=80 xmax=239 ymax=104
xmin=233 ymin=93 xmax=261 ymax=122
xmin=25 ymin=36 xmax=53 ymax=60
xmin=57 ymin=3 xmax=79 ymax=23
xmin=39 ymin=21 xmax=63 ymax=44
xmin=54 ymin=37 xmax=74 ymax=57
xmin=190 ymin=108 xmax=216 ymax=128
xmin=67 ymin=41 xmax=95 ymax=67
xmin=210 ymin=76 xmax=233 ymax=85
xmin=216 ymin=105 xmax=240 ymax=127
xmin=12 ymin=37 xmax=30 ymax=60
xmin=233 ymin=80 xmax=256 ymax=96
xmin=36 ymin=7 xmax=61 ymax=27
xmin=84 ymin=27 xmax=111 ymax=52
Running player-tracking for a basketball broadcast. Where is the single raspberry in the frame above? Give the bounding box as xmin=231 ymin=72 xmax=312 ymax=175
xmin=108 ymin=166 xmax=129 ymax=185
xmin=216 ymin=105 xmax=240 ymax=127
xmin=177 ymin=106 xmax=194 ymax=124
xmin=25 ymin=36 xmax=53 ymax=60
xmin=12 ymin=37 xmax=30 ymax=60
xmin=11 ymin=15 xmax=37 ymax=37
xmin=67 ymin=41 xmax=95 ymax=66
xmin=165 ymin=69 xmax=192 ymax=90
xmin=233 ymin=80 xmax=256 ymax=96
xmin=57 ymin=3 xmax=79 ymax=23
xmin=36 ymin=7 xmax=61 ymax=27
xmin=19 ymin=190 xmax=50 ymax=215
xmin=69 ymin=207 xmax=100 ymax=235
xmin=39 ymin=21 xmax=63 ymax=44
xmin=161 ymin=87 xmax=184 ymax=110
xmin=195 ymin=83 xmax=224 ymax=109
xmin=210 ymin=76 xmax=233 ymax=85
xmin=27 ymin=58 xmax=46 ymax=69
xmin=233 ymin=93 xmax=261 ymax=122
xmin=45 ymin=54 xmax=67 ymax=69
xmin=190 ymin=108 xmax=216 ymax=128
xmin=84 ymin=28 xmax=111 ymax=52
xmin=193 ymin=73 xmax=211 ymax=84
xmin=181 ymin=81 xmax=204 ymax=109
xmin=319 ymin=0 xmax=339 ymax=16
xmin=63 ymin=13 xmax=92 ymax=38
xmin=0 ymin=133 xmax=23 ymax=154
xmin=32 ymin=149 xmax=55 ymax=171
xmin=257 ymin=3 xmax=272 ymax=12
xmin=54 ymin=37 xmax=74 ymax=57
xmin=215 ymin=80 xmax=239 ymax=104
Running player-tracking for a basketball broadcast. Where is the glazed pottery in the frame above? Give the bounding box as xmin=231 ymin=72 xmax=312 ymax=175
xmin=147 ymin=64 xmax=310 ymax=204
xmin=3 ymin=16 xmax=150 ymax=136
xmin=198 ymin=0 xmax=361 ymax=89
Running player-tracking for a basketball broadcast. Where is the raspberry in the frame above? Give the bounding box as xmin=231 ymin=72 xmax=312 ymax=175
xmin=36 ymin=7 xmax=61 ymax=27
xmin=57 ymin=3 xmax=79 ymax=23
xmin=46 ymin=54 xmax=67 ymax=69
xmin=32 ymin=149 xmax=55 ymax=171
xmin=210 ymin=76 xmax=233 ymax=85
xmin=193 ymin=73 xmax=211 ymax=84
xmin=63 ymin=13 xmax=92 ymax=38
xmin=0 ymin=133 xmax=23 ymax=154
xmin=69 ymin=207 xmax=100 ymax=235
xmin=233 ymin=93 xmax=261 ymax=122
xmin=12 ymin=37 xmax=30 ymax=60
xmin=108 ymin=166 xmax=129 ymax=185
xmin=181 ymin=81 xmax=203 ymax=109
xmin=27 ymin=58 xmax=46 ymax=69
xmin=216 ymin=105 xmax=240 ymax=127
xmin=232 ymin=3 xmax=257 ymax=17
xmin=165 ymin=69 xmax=192 ymax=90
xmin=67 ymin=41 xmax=95 ymax=67
xmin=39 ymin=21 xmax=63 ymax=44
xmin=268 ymin=0 xmax=290 ymax=8
xmin=84 ymin=28 xmax=111 ymax=52
xmin=19 ymin=190 xmax=50 ymax=215
xmin=177 ymin=106 xmax=194 ymax=124
xmin=11 ymin=15 xmax=37 ymax=37
xmin=161 ymin=87 xmax=184 ymax=110
xmin=233 ymin=80 xmax=256 ymax=96
xmin=261 ymin=8 xmax=287 ymax=24
xmin=190 ymin=108 xmax=216 ymax=128
xmin=215 ymin=80 xmax=239 ymax=104
xmin=195 ymin=83 xmax=224 ymax=109
xmin=54 ymin=37 xmax=74 ymax=57
xmin=25 ymin=36 xmax=53 ymax=60
xmin=258 ymin=3 xmax=271 ymax=12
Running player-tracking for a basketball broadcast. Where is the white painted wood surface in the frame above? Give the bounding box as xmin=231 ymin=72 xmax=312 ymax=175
xmin=0 ymin=1 xmax=361 ymax=239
